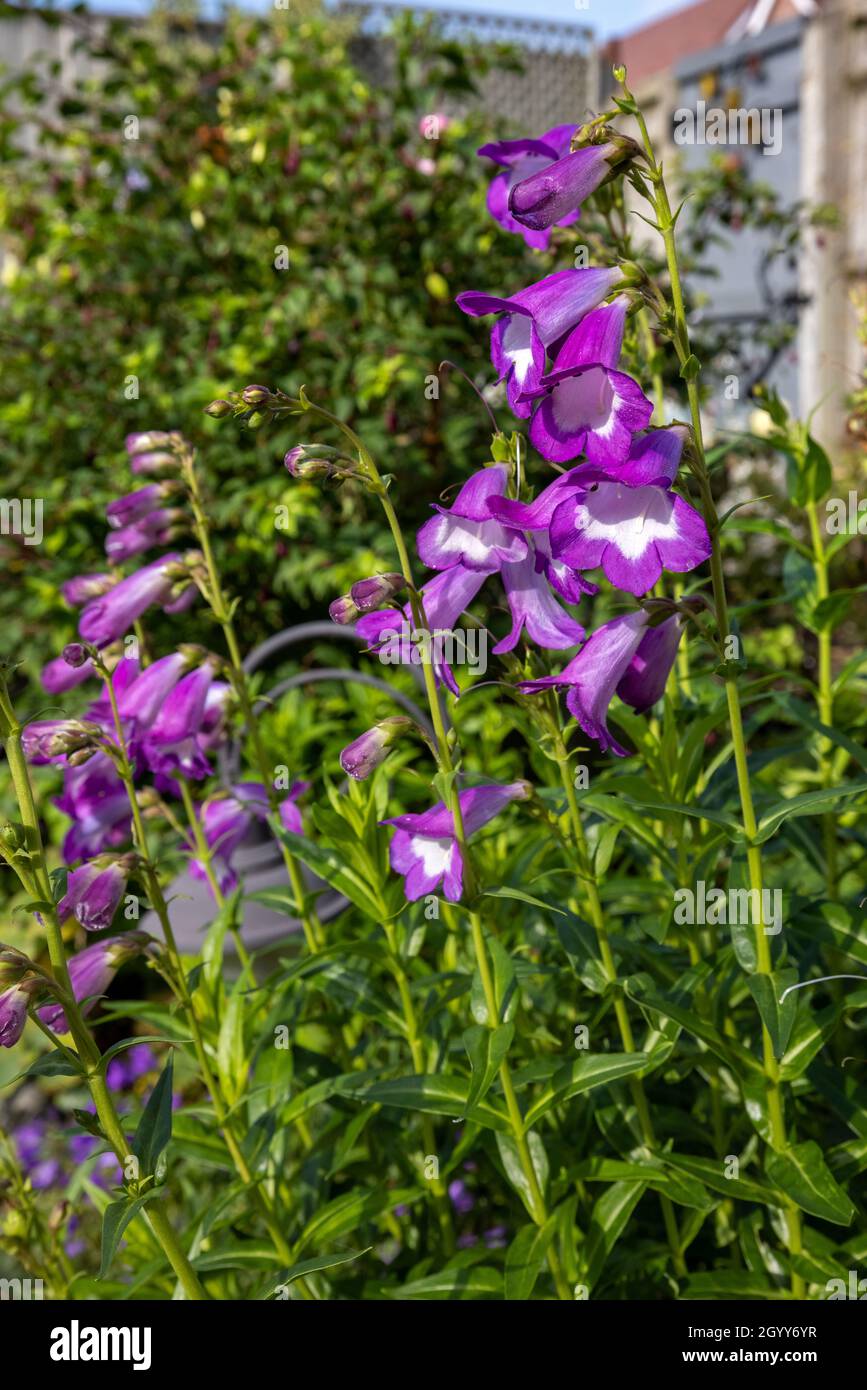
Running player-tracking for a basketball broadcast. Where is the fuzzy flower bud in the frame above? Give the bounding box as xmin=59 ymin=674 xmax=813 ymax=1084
xmin=205 ymin=399 xmax=233 ymax=418
xmin=349 ymin=572 xmax=407 ymax=613
xmin=242 ymin=384 xmax=272 ymax=407
xmin=62 ymin=643 xmax=89 ymax=668
xmin=329 ymin=593 xmax=361 ymax=625
xmin=339 ymin=717 xmax=414 ymax=781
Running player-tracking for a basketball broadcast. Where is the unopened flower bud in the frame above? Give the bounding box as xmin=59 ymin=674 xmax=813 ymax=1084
xmin=339 ymin=717 xmax=414 ymax=780
xmin=242 ymin=384 xmax=272 ymax=407
xmin=205 ymin=398 xmax=233 ymax=419
xmin=350 ymin=572 xmax=407 ymax=612
xmin=329 ymin=593 xmax=361 ymax=625
xmin=129 ymin=450 xmax=177 ymax=476
xmin=0 ymin=822 xmax=26 ymax=850
xmin=125 ymin=432 xmax=174 ymax=454
xmin=62 ymin=643 xmax=89 ymax=668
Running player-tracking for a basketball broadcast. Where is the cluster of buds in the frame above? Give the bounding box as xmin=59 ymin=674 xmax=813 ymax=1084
xmin=125 ymin=431 xmax=185 ymax=476
xmin=21 ymin=718 xmax=103 ymax=766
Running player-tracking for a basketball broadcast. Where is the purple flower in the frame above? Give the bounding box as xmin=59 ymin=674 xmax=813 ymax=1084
xmin=509 ymin=143 xmax=618 ymax=232
xmin=448 ymin=1179 xmax=476 ymax=1214
xmin=549 ymin=471 xmax=710 ymax=597
xmin=339 ymin=717 xmax=413 ymax=781
xmin=456 ymin=267 xmax=621 ymax=418
xmin=106 ymin=483 xmax=175 ymax=530
xmin=58 ymin=854 xmax=137 ymax=931
xmin=128 ymin=451 xmax=176 ymax=476
xmin=487 ymin=469 xmax=598 ymax=604
xmin=55 ymin=753 xmax=131 ymax=863
xmin=38 ymin=932 xmax=149 ymax=1032
xmin=41 ymin=653 xmax=95 ymax=694
xmin=417 ymin=464 xmax=527 ymax=573
xmin=189 ymin=781 xmax=308 ymax=896
xmin=493 ymin=542 xmax=586 ymax=654
xmin=139 ymin=657 xmax=223 ymax=781
xmin=518 ymin=611 xmax=683 ymax=756
xmin=116 ymin=650 xmax=195 ymax=731
xmin=382 ymin=782 xmax=531 ymax=902
xmin=0 ymin=977 xmax=41 ymax=1048
xmin=62 ymin=573 xmax=115 ymax=606
xmin=523 ymin=297 xmax=653 ymax=466
xmin=125 ymin=431 xmax=174 ymax=454
xmin=79 ymin=554 xmax=187 ymax=647
xmin=357 ymin=564 xmax=488 ymax=695
xmin=104 ymin=510 xmax=181 ymax=563
xmin=478 ymin=125 xmax=579 ymax=250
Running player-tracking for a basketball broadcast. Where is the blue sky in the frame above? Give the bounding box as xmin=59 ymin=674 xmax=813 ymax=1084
xmin=52 ymin=0 xmax=688 ymax=42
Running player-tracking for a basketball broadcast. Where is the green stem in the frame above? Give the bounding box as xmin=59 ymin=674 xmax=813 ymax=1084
xmin=806 ymin=501 xmax=838 ymax=899
xmin=0 ymin=679 xmax=208 ymax=1301
xmin=96 ymin=667 xmax=294 ymax=1268
xmin=551 ymin=728 xmax=686 ymax=1278
xmin=626 ymin=87 xmax=804 ymax=1296
xmin=183 ymin=452 xmax=324 ymax=953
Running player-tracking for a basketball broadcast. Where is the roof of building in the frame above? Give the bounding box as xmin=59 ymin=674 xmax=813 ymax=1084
xmin=602 ymin=0 xmax=820 ymax=86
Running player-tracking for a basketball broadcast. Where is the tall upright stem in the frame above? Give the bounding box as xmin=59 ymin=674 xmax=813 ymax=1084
xmin=626 ymin=88 xmax=803 ymax=1294
xmin=806 ymin=501 xmax=838 ymax=899
xmin=0 ymin=678 xmax=208 ymax=1300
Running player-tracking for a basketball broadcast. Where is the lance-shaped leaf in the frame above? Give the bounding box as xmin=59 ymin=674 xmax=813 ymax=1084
xmin=131 ymin=1053 xmax=174 ymax=1179
xmin=766 ymin=1141 xmax=855 ymax=1226
xmin=747 ymin=969 xmax=798 ymax=1059
xmin=462 ymin=1022 xmax=514 ymax=1114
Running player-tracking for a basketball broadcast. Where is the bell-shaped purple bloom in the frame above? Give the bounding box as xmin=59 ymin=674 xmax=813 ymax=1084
xmin=518 ymin=610 xmax=682 ymax=756
xmin=493 ymin=543 xmax=585 ymax=654
xmin=55 ymin=752 xmax=131 ymax=864
xmin=524 ymin=297 xmax=653 ymax=466
xmin=478 ymin=125 xmax=579 ymax=249
xmin=456 ymin=267 xmax=621 ymax=419
xmin=417 ymin=465 xmax=527 ymax=573
xmin=106 ymin=483 xmax=174 ymax=530
xmin=487 ymin=470 xmax=598 ymax=603
xmin=509 ymin=143 xmax=617 ymax=233
xmin=357 ymin=563 xmax=488 ymax=696
xmin=189 ymin=781 xmax=308 ymax=896
xmin=142 ymin=658 xmax=220 ymax=780
xmin=616 ymin=616 xmax=683 ymax=712
xmin=550 ymin=476 xmax=710 ymax=598
xmin=116 ymin=650 xmax=195 ymax=731
xmin=58 ymin=854 xmax=136 ymax=931
xmin=79 ymin=553 xmax=186 ymax=647
xmin=37 ymin=932 xmax=149 ymax=1033
xmin=382 ymin=782 xmax=531 ymax=902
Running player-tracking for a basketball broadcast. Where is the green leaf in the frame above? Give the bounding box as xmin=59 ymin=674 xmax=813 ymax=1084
xmin=483 ymin=885 xmax=566 ymax=917
xmin=260 ymin=1248 xmax=371 ymax=1298
xmin=504 ymin=1219 xmax=556 ymax=1301
xmin=680 ymin=353 xmax=701 ymax=381
xmin=747 ymin=969 xmax=798 ymax=1059
xmin=271 ymin=826 xmax=383 ymax=919
xmin=97 ymin=1037 xmax=185 ymax=1073
xmin=194 ymin=1242 xmax=283 ymax=1271
xmin=361 ymin=1074 xmax=510 ymax=1133
xmin=131 ymin=1053 xmax=174 ymax=1179
xmin=766 ymin=1141 xmax=855 ymax=1226
xmin=99 ymin=1191 xmax=163 ymax=1279
xmin=216 ymin=985 xmax=246 ymax=1106
xmin=462 ymin=1022 xmax=514 ymax=1114
xmin=580 ymin=1180 xmax=646 ymax=1290
xmin=683 ymin=1271 xmax=789 ymax=1300
xmin=663 ymin=1153 xmax=781 ymax=1207
xmin=6 ymin=1048 xmax=85 ymax=1085
xmin=779 ymin=1002 xmax=841 ymax=1081
xmin=495 ymin=1130 xmax=548 ymax=1218
xmin=523 ymin=1053 xmax=649 ymax=1128
xmin=295 ymin=1186 xmax=417 ymax=1255
xmin=754 ymin=779 xmax=867 ymax=843
xmin=387 ymin=1265 xmax=503 ymax=1299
